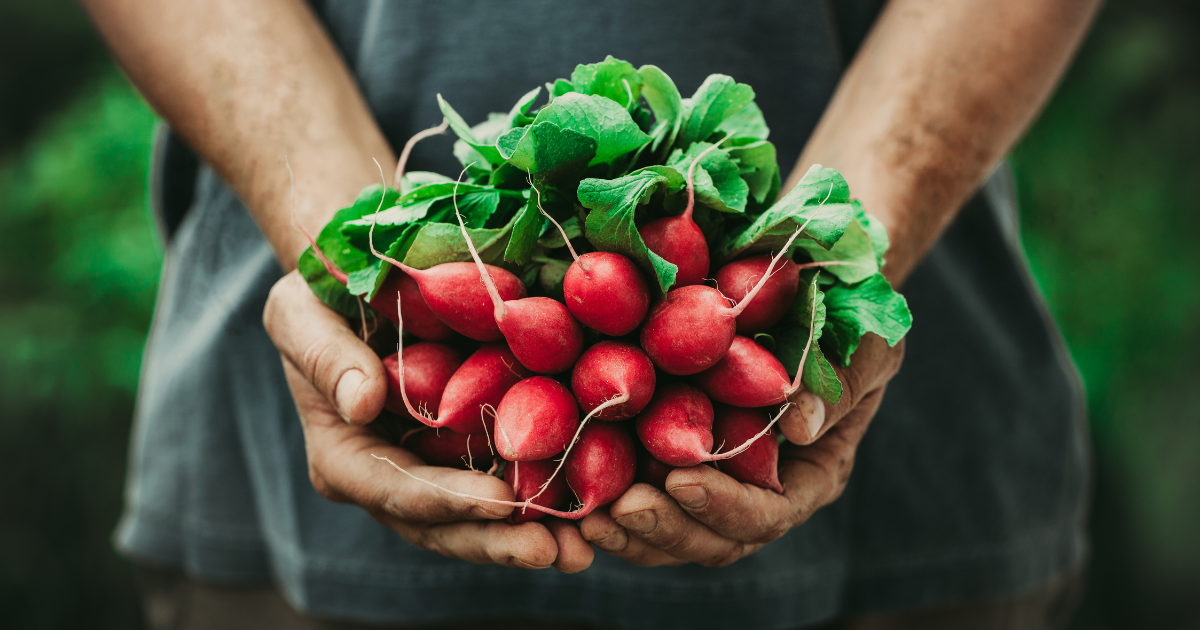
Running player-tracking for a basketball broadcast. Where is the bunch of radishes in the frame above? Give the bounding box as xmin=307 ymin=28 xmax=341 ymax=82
xmin=298 ymin=57 xmax=911 ymax=523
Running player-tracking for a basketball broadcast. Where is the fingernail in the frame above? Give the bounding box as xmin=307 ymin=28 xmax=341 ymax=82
xmin=798 ymin=392 xmax=825 ymax=441
xmin=669 ymin=485 xmax=709 ymax=510
xmin=593 ymin=528 xmax=628 ymax=552
xmin=615 ymin=510 xmax=656 ymax=534
xmin=335 ymin=369 xmax=366 ymax=421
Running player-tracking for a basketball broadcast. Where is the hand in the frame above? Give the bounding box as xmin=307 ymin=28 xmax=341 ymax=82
xmin=580 ymin=334 xmax=904 ymax=567
xmin=264 ymin=271 xmax=593 ymax=573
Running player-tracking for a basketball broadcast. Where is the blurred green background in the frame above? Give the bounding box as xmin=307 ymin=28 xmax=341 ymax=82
xmin=0 ymin=1 xmax=1196 ymax=628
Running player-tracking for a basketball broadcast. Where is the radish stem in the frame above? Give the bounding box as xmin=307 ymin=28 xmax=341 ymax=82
xmin=683 ymin=135 xmax=730 ymax=221
xmin=451 ymin=165 xmax=507 ymax=322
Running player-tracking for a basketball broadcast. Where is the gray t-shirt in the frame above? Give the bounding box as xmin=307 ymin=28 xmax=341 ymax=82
xmin=116 ymin=1 xmax=1089 ymax=627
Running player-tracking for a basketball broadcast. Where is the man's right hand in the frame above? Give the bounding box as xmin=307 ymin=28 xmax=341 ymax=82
xmin=263 ymin=271 xmax=594 ymax=573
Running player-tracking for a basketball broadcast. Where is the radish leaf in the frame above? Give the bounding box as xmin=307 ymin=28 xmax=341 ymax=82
xmin=579 ymin=170 xmax=679 ymax=293
xmin=497 ymin=121 xmax=596 ymax=180
xmin=796 ymin=219 xmax=879 ymax=284
xmin=571 ymin=56 xmax=643 ymax=107
xmin=675 ymin=74 xmax=755 ymax=149
xmin=667 ymin=141 xmax=749 ymax=213
xmin=822 ymin=273 xmax=913 ymax=367
xmin=525 ymin=93 xmax=650 ymax=166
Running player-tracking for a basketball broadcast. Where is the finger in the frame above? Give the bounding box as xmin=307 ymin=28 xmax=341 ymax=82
xmin=664 ymin=465 xmax=796 ymax=544
xmin=294 ymin=368 xmax=516 ymax=523
xmin=387 ymin=519 xmax=558 ymax=569
xmin=579 ymin=509 xmax=685 ymax=567
xmin=781 ymin=335 xmax=904 ymax=445
xmin=265 ymin=271 xmax=387 ymax=424
xmin=545 ymin=520 xmax=594 ymax=574
xmin=607 ymin=483 xmax=749 ymax=567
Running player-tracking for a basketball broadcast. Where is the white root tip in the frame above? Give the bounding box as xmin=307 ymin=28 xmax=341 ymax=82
xmin=706 ymin=403 xmax=792 ymax=462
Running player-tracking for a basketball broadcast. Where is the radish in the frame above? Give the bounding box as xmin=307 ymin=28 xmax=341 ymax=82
xmin=634 ymin=383 xmax=791 ymax=468
xmin=450 ymin=177 xmax=584 ymax=373
xmin=638 ymin=218 xmax=818 ymax=376
xmin=381 ymin=342 xmax=462 ymax=418
xmin=372 ymin=421 xmax=636 ymax=520
xmin=638 ymin=139 xmax=727 ymax=287
xmin=402 ymin=427 xmax=493 ymax=470
xmin=714 ymin=254 xmax=799 ymax=335
xmin=715 ymin=255 xmax=857 ymax=335
xmin=711 ymin=405 xmax=784 ymax=493
xmin=390 ymin=291 xmax=528 ymax=435
xmin=494 ymin=376 xmax=579 ymax=462
xmin=693 ymin=282 xmax=821 ymax=407
xmin=570 ymin=341 xmax=656 ymax=421
xmin=368 ymin=271 xmax=455 ymax=340
xmin=503 ymin=459 xmax=571 ymax=524
xmin=635 ymin=445 xmax=675 ymax=491
xmin=536 ymin=187 xmax=650 ymax=336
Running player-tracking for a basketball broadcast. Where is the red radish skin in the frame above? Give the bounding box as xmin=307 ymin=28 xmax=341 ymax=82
xmin=403 ymin=428 xmax=492 ymax=470
xmin=635 ymin=383 xmax=793 ymax=468
xmin=693 ymin=336 xmax=790 ymax=407
xmin=634 ymin=383 xmax=715 ymax=467
xmin=712 ymin=406 xmax=784 ymax=493
xmin=381 ymin=343 xmax=462 ymax=418
xmin=494 ymin=376 xmax=579 ymax=462
xmin=449 ymin=177 xmax=583 ymax=374
xmin=536 ymin=188 xmax=651 ymax=336
xmin=504 ymin=459 xmax=572 ymax=524
xmin=371 ymin=422 xmax=636 ymax=520
xmin=563 ymin=252 xmax=651 ymax=335
xmin=369 ymin=271 xmax=455 ymax=340
xmin=635 ymin=445 xmax=675 ymax=491
xmin=694 ymin=278 xmax=823 ymax=408
xmin=639 ymin=285 xmax=738 ymax=375
xmin=638 ymin=139 xmax=728 ymax=288
xmin=570 ymin=341 xmax=656 ymax=421
xmin=715 ymin=254 xmax=799 ymax=334
xmin=437 ymin=343 xmax=531 ymax=435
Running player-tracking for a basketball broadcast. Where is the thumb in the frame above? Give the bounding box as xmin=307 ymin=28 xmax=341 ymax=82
xmin=264 ymin=271 xmax=387 ymax=423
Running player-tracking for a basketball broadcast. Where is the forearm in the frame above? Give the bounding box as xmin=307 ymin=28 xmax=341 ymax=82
xmin=81 ymin=0 xmax=394 ymax=270
xmin=790 ymin=0 xmax=1100 ymax=283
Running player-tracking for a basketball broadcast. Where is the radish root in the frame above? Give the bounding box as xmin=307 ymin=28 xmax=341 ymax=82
xmin=286 ymin=156 xmax=349 ymax=283
xmin=395 ymin=119 xmax=449 ymax=185
xmin=522 ymin=392 xmax=630 ymax=507
xmin=372 ymin=454 xmax=589 ymax=519
xmin=706 ymin=403 xmax=792 ymax=461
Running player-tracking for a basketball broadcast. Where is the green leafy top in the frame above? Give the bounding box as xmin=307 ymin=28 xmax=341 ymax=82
xmin=301 ymin=57 xmax=912 ymax=404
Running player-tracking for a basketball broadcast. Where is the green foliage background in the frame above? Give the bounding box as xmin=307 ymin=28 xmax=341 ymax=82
xmin=0 ymin=1 xmax=1195 ymax=628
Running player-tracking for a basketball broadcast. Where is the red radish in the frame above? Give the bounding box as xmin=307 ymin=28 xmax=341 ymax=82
xmin=639 ymin=218 xmax=819 ymax=375
xmin=494 ymin=376 xmax=579 ymax=462
xmin=369 ymin=271 xmax=455 ymax=340
xmin=635 ymin=445 xmax=675 ymax=491
xmin=715 ymin=254 xmax=799 ymax=334
xmin=504 ymin=459 xmax=572 ymax=524
xmin=693 ymin=279 xmax=822 ymax=407
xmin=371 ymin=421 xmax=636 ymax=520
xmin=635 ymin=383 xmax=791 ymax=468
xmin=536 ymin=188 xmax=650 ymax=335
xmin=716 ymin=255 xmax=858 ymax=335
xmin=389 ymin=292 xmax=527 ymax=435
xmin=634 ymin=383 xmax=714 ymax=467
xmin=712 ymin=405 xmax=784 ymax=492
xmin=402 ymin=428 xmax=492 ymax=470
xmin=570 ymin=341 xmax=656 ymax=421
xmin=381 ymin=342 xmax=462 ymax=418
xmin=638 ymin=139 xmax=728 ymax=287
xmin=447 ymin=176 xmax=583 ymax=373
xmin=436 ymin=342 xmax=532 ymax=434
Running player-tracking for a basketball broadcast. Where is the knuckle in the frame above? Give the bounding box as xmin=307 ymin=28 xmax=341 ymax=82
xmin=299 ymin=337 xmax=342 ymax=393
